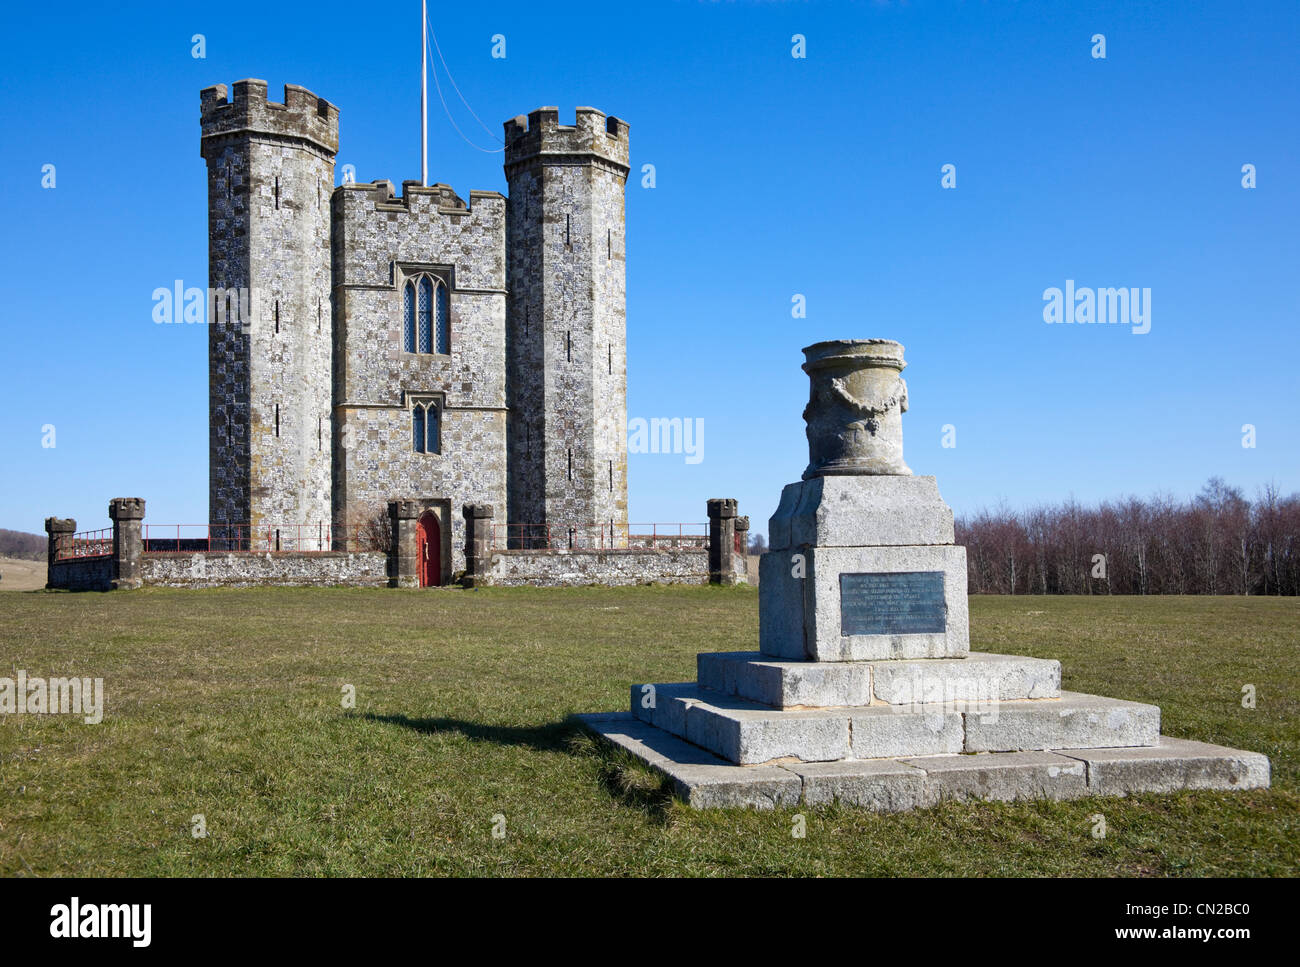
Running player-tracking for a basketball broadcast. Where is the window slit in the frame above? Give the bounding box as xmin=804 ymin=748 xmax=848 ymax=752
xmin=274 ymin=300 xmax=279 ymax=334
xmin=274 ymin=404 xmax=280 ymax=438
xmin=567 ymin=448 xmax=572 ymax=481
xmin=274 ymin=176 xmax=280 ymax=209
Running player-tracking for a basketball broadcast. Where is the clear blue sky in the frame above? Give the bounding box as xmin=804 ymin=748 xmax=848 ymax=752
xmin=1 ymin=0 xmax=1296 ymax=537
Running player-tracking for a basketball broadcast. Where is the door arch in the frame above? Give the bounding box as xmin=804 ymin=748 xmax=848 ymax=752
xmin=417 ymin=510 xmax=441 ymax=587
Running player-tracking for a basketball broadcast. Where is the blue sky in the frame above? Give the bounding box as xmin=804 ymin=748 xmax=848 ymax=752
xmin=1 ymin=0 xmax=1296 ymax=537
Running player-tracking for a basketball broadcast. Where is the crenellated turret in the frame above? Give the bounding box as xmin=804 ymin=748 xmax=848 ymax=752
xmin=200 ymin=80 xmax=336 ymax=542
xmin=504 ymin=107 xmax=630 ymax=543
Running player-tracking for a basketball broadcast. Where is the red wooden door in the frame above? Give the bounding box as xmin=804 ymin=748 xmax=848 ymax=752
xmin=417 ymin=511 xmax=441 ymax=587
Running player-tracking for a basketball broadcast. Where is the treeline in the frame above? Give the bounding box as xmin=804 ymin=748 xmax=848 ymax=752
xmin=955 ymin=478 xmax=1300 ymax=595
xmin=0 ymin=528 xmax=45 ymax=560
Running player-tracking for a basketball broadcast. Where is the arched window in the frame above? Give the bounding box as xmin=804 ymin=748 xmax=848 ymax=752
xmin=427 ymin=403 xmax=441 ymax=454
xmin=435 ymin=282 xmax=450 ymax=354
xmin=403 ymin=282 xmax=415 ymax=352
xmin=412 ymin=403 xmax=426 ymax=454
xmin=417 ymin=277 xmax=433 ymax=354
xmin=410 ymin=398 xmax=442 ymax=455
xmin=401 ymin=273 xmax=450 ymax=355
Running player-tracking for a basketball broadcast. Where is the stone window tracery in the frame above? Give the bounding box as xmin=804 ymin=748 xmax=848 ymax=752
xmin=410 ymin=397 xmax=442 ymax=455
xmin=401 ymin=273 xmax=450 ymax=356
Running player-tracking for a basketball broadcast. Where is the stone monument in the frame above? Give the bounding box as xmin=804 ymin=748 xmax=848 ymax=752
xmin=579 ymin=339 xmax=1271 ymax=809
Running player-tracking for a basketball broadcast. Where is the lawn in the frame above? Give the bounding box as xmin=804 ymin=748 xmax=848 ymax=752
xmin=0 ymin=586 xmax=1296 ymax=876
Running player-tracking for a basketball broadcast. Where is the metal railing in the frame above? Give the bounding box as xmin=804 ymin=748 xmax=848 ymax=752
xmin=55 ymin=528 xmax=113 ymax=561
xmin=142 ymin=524 xmax=384 ymax=554
xmin=491 ymin=522 xmax=709 ymax=551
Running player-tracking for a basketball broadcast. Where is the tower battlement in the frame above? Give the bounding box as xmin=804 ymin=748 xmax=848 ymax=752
xmin=337 ymin=179 xmax=504 ymax=216
xmin=200 ymin=80 xmax=339 ymax=157
xmin=503 ymin=107 xmax=628 ymax=172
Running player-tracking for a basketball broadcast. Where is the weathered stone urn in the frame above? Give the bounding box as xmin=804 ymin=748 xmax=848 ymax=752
xmin=802 ymin=339 xmax=911 ymax=479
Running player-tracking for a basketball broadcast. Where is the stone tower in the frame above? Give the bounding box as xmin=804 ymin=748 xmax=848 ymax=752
xmin=504 ymin=108 xmax=629 ymax=544
xmin=200 ymin=80 xmax=338 ymax=546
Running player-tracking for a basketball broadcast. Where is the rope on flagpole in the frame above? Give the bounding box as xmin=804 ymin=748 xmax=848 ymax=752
xmin=425 ymin=21 xmax=504 ymax=154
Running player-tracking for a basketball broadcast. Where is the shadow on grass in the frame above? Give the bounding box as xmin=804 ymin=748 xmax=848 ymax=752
xmin=588 ymin=748 xmax=678 ymax=823
xmin=358 ymin=710 xmax=678 ymax=821
xmin=358 ymin=711 xmax=576 ymax=752
xmin=564 ymin=721 xmax=678 ymax=822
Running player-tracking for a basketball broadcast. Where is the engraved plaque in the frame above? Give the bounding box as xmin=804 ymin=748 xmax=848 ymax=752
xmin=840 ymin=571 xmax=946 ymax=636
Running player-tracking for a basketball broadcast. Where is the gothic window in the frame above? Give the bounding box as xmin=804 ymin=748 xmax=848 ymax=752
xmin=427 ymin=404 xmax=441 ymax=454
xmin=418 ymin=276 xmax=433 ymax=353
xmin=412 ymin=403 xmax=425 ymax=453
xmin=435 ymin=282 xmax=450 ymax=354
xmin=410 ymin=397 xmax=442 ymax=455
xmin=403 ymin=283 xmax=415 ymax=352
xmin=401 ymin=271 xmax=451 ymax=356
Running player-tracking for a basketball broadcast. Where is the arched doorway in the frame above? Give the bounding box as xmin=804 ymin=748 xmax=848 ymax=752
xmin=417 ymin=511 xmax=441 ymax=587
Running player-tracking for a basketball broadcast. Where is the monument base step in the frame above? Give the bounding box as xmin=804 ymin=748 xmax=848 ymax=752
xmin=697 ymin=650 xmax=1061 ymax=709
xmin=631 ymin=684 xmax=1161 ymax=765
xmin=577 ymin=712 xmax=1271 ymax=811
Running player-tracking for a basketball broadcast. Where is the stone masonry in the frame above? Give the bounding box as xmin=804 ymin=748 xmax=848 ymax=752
xmin=331 ymin=179 xmax=507 ymax=574
xmin=201 ymin=81 xmax=338 ymax=544
xmin=504 ymin=108 xmax=630 ymax=544
xmin=45 ymin=495 xmax=742 ymax=591
xmin=580 ymin=340 xmax=1270 ymax=809
xmin=200 ymin=84 xmax=632 ymax=582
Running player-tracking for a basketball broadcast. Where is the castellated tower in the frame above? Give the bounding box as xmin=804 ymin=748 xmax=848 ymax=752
xmin=504 ymin=108 xmax=629 ymax=543
xmin=200 ymin=81 xmax=337 ymax=546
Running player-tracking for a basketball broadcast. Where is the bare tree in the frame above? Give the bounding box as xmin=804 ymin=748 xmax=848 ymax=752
xmin=956 ymin=479 xmax=1299 ymax=595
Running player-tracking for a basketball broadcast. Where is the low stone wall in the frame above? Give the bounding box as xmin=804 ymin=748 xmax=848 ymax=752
xmin=47 ymin=555 xmax=114 ymax=591
xmin=483 ymin=547 xmax=714 ymax=587
xmin=139 ymin=551 xmax=389 ymax=588
xmin=48 ymin=497 xmax=750 ymax=590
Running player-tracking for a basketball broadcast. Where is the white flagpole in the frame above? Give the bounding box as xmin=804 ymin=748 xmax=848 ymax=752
xmin=421 ymin=0 xmax=428 ymax=187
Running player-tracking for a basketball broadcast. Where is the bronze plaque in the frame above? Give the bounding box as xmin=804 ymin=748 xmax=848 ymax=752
xmin=840 ymin=571 xmax=946 ymax=636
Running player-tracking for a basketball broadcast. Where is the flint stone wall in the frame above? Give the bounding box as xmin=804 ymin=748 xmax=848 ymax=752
xmin=47 ymin=556 xmax=114 ymax=591
xmin=482 ymin=546 xmax=744 ymax=587
xmin=139 ymin=551 xmax=388 ymax=588
xmin=330 ymin=181 xmax=509 ymax=575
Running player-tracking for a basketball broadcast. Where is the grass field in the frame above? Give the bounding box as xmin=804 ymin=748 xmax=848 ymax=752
xmin=1 ymin=586 xmax=1296 ymax=877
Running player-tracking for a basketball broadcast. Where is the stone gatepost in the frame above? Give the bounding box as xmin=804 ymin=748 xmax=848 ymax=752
xmin=462 ymin=504 xmax=494 ymax=588
xmin=44 ymin=517 xmax=76 ymax=589
xmin=387 ymin=500 xmax=421 ymax=588
xmin=735 ymin=514 xmax=751 ymax=569
xmin=707 ymin=498 xmax=739 ymax=586
xmin=108 ymin=498 xmax=146 ymax=590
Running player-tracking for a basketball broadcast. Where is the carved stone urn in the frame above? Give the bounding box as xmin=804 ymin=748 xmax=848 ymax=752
xmin=801 ymin=339 xmax=911 ymax=478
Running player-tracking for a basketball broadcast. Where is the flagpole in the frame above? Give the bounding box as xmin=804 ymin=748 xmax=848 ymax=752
xmin=421 ymin=0 xmax=428 ymax=187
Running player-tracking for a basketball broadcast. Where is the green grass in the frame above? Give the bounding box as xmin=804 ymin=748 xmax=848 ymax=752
xmin=1 ymin=586 xmax=1296 ymax=876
